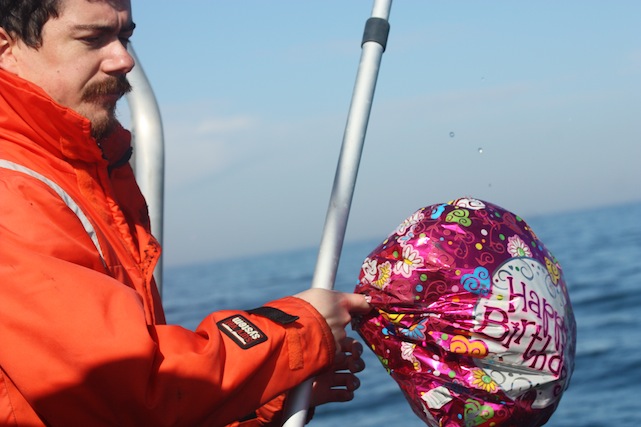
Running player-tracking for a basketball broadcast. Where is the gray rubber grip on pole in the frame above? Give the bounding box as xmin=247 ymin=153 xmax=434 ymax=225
xmin=362 ymin=17 xmax=390 ymax=51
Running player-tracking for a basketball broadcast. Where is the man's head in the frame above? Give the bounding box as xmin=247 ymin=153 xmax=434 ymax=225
xmin=0 ymin=0 xmax=135 ymax=140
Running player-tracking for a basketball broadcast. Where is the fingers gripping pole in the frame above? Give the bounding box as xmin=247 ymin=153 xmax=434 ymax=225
xmin=282 ymin=1 xmax=392 ymax=426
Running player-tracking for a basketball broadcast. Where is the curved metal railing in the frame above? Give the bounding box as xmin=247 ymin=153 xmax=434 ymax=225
xmin=125 ymin=44 xmax=166 ymax=293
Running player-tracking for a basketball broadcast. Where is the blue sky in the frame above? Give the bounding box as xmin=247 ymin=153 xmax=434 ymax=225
xmin=122 ymin=1 xmax=641 ymax=267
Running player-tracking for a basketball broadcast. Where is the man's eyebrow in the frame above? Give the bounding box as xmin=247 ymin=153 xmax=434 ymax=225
xmin=72 ymin=22 xmax=136 ymax=33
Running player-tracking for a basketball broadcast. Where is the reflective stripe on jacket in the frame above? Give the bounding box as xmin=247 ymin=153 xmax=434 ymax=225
xmin=0 ymin=69 xmax=334 ymax=426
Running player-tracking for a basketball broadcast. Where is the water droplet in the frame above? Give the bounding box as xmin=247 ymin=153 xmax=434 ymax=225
xmin=449 ymin=132 xmax=455 ymax=138
xmin=478 ymin=147 xmax=484 ymax=154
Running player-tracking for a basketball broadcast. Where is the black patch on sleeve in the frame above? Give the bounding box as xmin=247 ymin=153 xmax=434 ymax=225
xmin=246 ymin=306 xmax=299 ymax=325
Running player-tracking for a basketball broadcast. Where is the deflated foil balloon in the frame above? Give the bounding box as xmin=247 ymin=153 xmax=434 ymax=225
xmin=353 ymin=198 xmax=576 ymax=427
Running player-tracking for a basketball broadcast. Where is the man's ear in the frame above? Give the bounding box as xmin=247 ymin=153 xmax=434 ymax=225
xmin=0 ymin=27 xmax=18 ymax=73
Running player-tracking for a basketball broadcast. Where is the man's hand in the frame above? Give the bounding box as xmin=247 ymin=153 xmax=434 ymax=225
xmin=310 ymin=337 xmax=365 ymax=406
xmin=294 ymin=289 xmax=371 ymax=351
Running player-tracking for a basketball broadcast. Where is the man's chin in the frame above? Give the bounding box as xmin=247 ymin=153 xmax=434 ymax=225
xmin=91 ymin=115 xmax=121 ymax=142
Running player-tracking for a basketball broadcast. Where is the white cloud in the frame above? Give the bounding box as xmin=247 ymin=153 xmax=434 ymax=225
xmin=161 ymin=105 xmax=261 ymax=190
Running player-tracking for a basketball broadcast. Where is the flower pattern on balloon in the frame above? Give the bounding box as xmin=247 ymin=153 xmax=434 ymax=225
xmin=452 ymin=197 xmax=486 ymax=210
xmin=399 ymin=318 xmax=428 ymax=341
xmin=373 ymin=262 xmax=392 ymax=289
xmin=471 ymin=369 xmax=498 ymax=393
xmin=401 ymin=341 xmax=421 ymax=371
xmin=394 ymin=243 xmax=424 ymax=278
xmin=507 ymin=235 xmax=532 ymax=258
xmin=397 ymin=209 xmax=425 ymax=235
xmin=361 ymin=258 xmax=377 ymax=283
xmin=362 ymin=258 xmax=392 ymax=290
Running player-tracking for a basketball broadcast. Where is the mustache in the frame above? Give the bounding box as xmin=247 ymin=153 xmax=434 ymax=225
xmin=82 ymin=75 xmax=132 ymax=102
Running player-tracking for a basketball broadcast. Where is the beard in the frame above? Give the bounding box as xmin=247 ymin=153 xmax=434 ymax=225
xmin=81 ymin=75 xmax=132 ymax=140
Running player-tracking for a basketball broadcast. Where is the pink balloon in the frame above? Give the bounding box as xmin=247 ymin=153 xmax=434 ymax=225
xmin=354 ymin=198 xmax=576 ymax=427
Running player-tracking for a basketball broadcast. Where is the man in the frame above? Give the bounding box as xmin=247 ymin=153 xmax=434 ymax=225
xmin=0 ymin=0 xmax=370 ymax=425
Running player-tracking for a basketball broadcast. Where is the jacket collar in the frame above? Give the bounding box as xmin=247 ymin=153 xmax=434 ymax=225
xmin=0 ymin=69 xmax=132 ymax=167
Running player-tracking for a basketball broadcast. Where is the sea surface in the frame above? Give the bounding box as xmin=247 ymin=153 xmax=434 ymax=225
xmin=164 ymin=201 xmax=641 ymax=426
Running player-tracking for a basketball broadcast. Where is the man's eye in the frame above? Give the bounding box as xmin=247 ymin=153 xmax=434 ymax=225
xmin=81 ymin=35 xmax=103 ymax=45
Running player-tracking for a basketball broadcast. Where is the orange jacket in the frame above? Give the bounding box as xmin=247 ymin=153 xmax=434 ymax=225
xmin=0 ymin=69 xmax=334 ymax=426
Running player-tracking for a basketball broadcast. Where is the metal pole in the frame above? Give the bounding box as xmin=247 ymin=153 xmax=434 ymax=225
xmin=125 ymin=45 xmax=166 ymax=292
xmin=282 ymin=1 xmax=392 ymax=425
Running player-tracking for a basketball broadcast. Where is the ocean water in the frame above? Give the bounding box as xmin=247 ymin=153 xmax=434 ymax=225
xmin=163 ymin=201 xmax=641 ymax=426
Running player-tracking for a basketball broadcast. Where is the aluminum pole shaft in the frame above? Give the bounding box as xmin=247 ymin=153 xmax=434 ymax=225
xmin=282 ymin=1 xmax=392 ymax=425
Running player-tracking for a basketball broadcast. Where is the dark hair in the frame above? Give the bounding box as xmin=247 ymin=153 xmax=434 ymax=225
xmin=0 ymin=0 xmax=61 ymax=48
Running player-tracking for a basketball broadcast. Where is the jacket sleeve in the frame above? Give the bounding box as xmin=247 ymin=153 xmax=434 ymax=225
xmin=227 ymin=394 xmax=285 ymax=427
xmin=226 ymin=394 xmax=315 ymax=427
xmin=0 ymin=170 xmax=334 ymax=427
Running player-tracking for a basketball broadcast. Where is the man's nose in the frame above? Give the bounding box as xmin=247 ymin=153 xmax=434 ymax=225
xmin=102 ymin=40 xmax=135 ymax=75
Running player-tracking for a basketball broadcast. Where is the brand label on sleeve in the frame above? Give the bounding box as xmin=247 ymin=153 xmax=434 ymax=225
xmin=217 ymin=315 xmax=268 ymax=349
